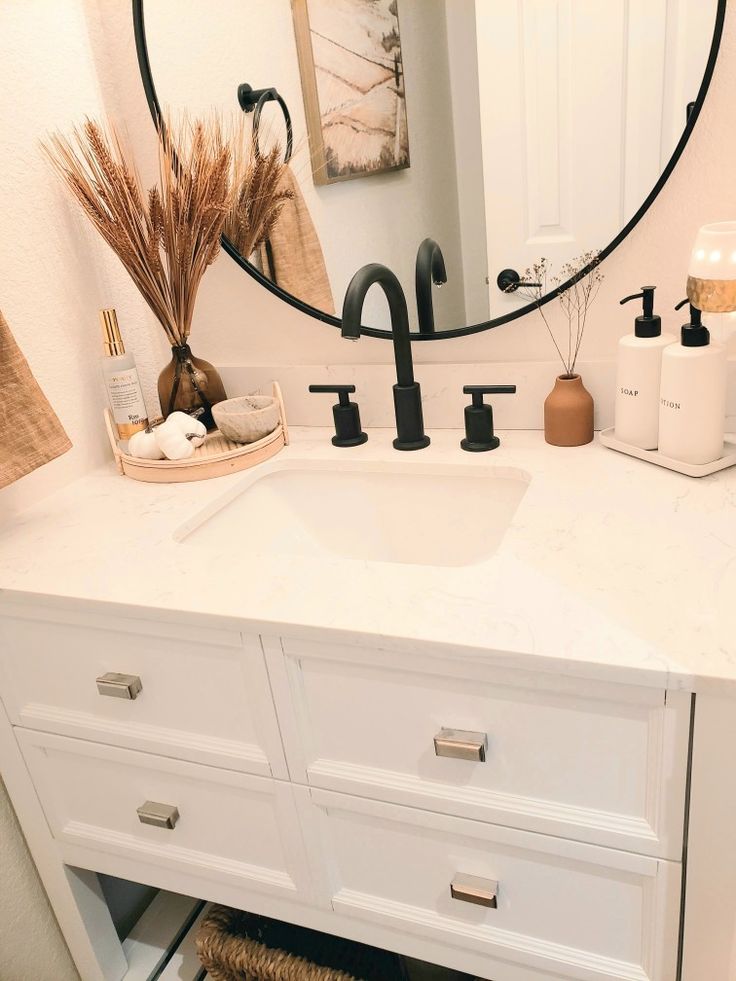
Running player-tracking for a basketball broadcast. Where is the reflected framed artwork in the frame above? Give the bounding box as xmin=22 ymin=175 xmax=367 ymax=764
xmin=292 ymin=0 xmax=410 ymax=185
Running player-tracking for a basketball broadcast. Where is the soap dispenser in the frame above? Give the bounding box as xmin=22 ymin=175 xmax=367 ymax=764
xmin=615 ymin=287 xmax=672 ymax=449
xmin=657 ymin=300 xmax=726 ymax=465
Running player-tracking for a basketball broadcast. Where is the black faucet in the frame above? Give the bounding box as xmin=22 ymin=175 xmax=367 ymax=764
xmin=342 ymin=263 xmax=430 ymax=450
xmin=415 ymin=238 xmax=447 ymax=334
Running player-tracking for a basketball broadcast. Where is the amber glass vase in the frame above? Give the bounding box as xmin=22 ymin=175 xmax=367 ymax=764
xmin=543 ymin=374 xmax=594 ymax=446
xmin=157 ymin=344 xmax=227 ymax=431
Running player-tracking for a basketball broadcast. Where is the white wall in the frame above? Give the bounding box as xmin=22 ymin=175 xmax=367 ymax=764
xmin=143 ymin=0 xmax=467 ymax=332
xmin=0 ymin=778 xmax=78 ymax=981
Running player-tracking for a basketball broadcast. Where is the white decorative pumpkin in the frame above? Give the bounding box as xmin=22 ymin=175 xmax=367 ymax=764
xmin=164 ymin=411 xmax=206 ymax=447
xmin=127 ymin=427 xmax=165 ymax=460
xmin=154 ymin=418 xmax=196 ymax=461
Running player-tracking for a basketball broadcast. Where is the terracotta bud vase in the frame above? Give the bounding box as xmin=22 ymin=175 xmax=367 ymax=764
xmin=544 ymin=374 xmax=594 ymax=446
xmin=158 ymin=344 xmax=227 ymax=431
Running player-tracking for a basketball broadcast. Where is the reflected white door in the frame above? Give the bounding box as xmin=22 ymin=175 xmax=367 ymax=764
xmin=476 ymin=0 xmax=715 ymax=317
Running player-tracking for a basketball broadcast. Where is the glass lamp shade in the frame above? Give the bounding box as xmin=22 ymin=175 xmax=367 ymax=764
xmin=687 ymin=220 xmax=736 ymax=312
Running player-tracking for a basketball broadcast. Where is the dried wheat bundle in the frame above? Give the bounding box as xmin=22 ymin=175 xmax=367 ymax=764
xmin=43 ymin=115 xmax=232 ymax=345
xmin=224 ymin=118 xmax=294 ymax=259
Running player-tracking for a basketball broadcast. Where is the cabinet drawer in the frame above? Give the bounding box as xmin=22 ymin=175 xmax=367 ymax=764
xmin=0 ymin=612 xmax=285 ymax=776
xmin=271 ymin=638 xmax=690 ymax=857
xmin=303 ymin=788 xmax=681 ymax=981
xmin=17 ymin=729 xmax=311 ymax=903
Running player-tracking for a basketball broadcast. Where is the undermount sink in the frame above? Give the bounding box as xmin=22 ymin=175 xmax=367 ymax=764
xmin=177 ymin=461 xmax=529 ymax=568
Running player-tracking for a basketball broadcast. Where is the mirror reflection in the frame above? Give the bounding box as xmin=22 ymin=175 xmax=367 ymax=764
xmin=142 ymin=0 xmax=718 ymax=335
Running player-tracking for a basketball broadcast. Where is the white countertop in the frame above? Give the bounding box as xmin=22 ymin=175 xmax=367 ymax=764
xmin=1 ymin=428 xmax=735 ymax=694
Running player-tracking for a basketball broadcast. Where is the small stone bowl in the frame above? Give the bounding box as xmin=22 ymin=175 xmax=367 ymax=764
xmin=212 ymin=395 xmax=280 ymax=444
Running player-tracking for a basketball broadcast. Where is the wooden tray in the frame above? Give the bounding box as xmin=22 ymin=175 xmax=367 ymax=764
xmin=105 ymin=381 xmax=289 ymax=483
xmin=599 ymin=427 xmax=736 ymax=477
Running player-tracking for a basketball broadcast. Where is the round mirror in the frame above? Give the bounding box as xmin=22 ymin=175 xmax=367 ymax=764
xmin=134 ymin=0 xmax=725 ymax=339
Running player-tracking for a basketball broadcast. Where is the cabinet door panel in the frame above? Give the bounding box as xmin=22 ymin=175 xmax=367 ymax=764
xmin=0 ymin=611 xmax=285 ymax=776
xmin=17 ymin=730 xmax=311 ymax=902
xmin=300 ymin=788 xmax=681 ymax=981
xmin=269 ymin=637 xmax=690 ymax=858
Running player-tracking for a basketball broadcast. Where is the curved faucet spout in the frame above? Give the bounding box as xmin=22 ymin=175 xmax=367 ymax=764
xmin=342 ymin=263 xmax=414 ymax=387
xmin=415 ymin=238 xmax=447 ymax=335
xmin=341 ymin=262 xmax=429 ymax=450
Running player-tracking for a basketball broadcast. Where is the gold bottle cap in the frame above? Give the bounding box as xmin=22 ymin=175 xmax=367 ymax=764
xmin=100 ymin=309 xmax=125 ymax=357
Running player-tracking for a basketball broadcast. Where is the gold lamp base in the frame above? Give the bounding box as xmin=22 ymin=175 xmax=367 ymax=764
xmin=686 ymin=275 xmax=736 ymax=313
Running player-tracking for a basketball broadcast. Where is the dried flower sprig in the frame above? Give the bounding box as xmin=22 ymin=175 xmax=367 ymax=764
xmin=43 ymin=115 xmax=233 ymax=346
xmin=512 ymin=251 xmax=603 ymax=377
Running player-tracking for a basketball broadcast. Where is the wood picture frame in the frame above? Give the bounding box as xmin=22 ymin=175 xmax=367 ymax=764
xmin=291 ymin=0 xmax=410 ymax=186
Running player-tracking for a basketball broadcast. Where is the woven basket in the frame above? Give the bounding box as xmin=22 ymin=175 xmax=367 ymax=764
xmin=196 ymin=906 xmax=405 ymax=981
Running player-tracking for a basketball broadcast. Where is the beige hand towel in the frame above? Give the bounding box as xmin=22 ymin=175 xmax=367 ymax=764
xmin=0 ymin=308 xmax=72 ymax=489
xmin=257 ymin=167 xmax=335 ymax=315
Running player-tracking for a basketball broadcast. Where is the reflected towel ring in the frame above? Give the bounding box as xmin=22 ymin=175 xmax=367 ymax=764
xmin=237 ymin=83 xmax=293 ymax=163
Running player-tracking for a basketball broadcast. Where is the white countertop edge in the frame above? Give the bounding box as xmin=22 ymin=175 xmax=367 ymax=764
xmin=0 ymin=587 xmax=694 ymax=694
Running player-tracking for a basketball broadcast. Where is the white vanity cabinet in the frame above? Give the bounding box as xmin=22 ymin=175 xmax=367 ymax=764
xmin=0 ymin=603 xmax=692 ymax=981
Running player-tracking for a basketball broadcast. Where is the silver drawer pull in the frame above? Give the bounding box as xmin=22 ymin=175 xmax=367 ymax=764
xmin=434 ymin=727 xmax=487 ymax=762
xmin=96 ymin=672 xmax=142 ymax=700
xmin=136 ymin=801 xmax=179 ymax=830
xmin=450 ymin=873 xmax=498 ymax=908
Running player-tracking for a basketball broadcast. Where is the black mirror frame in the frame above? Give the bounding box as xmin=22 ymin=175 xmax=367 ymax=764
xmin=133 ymin=0 xmax=726 ymax=342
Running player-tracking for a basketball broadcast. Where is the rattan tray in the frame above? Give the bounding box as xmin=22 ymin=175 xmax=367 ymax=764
xmin=105 ymin=381 xmax=289 ymax=483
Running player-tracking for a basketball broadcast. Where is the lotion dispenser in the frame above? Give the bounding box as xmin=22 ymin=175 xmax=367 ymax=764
xmin=615 ymin=286 xmax=672 ymax=449
xmin=658 ymin=299 xmax=726 ymax=465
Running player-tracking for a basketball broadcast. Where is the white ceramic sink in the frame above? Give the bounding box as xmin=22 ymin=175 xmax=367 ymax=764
xmin=178 ymin=461 xmax=529 ymax=568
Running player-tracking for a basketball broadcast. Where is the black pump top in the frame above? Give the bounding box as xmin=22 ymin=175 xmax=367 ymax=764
xmin=674 ymin=298 xmax=710 ymax=347
xmin=620 ymin=286 xmax=661 ymax=338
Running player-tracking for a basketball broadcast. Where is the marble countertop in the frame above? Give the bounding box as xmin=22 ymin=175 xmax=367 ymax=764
xmin=1 ymin=428 xmax=735 ymax=694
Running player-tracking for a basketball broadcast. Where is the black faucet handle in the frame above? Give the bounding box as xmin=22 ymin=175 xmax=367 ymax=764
xmin=463 ymin=385 xmax=517 ymax=394
xmin=309 ymin=384 xmax=367 ymax=447
xmin=461 ymin=385 xmax=517 ymax=452
xmin=463 ymin=384 xmax=517 ymax=407
xmin=309 ymin=384 xmax=356 ymax=406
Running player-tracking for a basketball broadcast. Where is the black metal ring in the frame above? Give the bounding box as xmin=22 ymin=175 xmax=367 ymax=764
xmin=237 ymin=83 xmax=293 ymax=163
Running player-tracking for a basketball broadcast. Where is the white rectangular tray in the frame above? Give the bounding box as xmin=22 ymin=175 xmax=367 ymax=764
xmin=599 ymin=428 xmax=736 ymax=477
